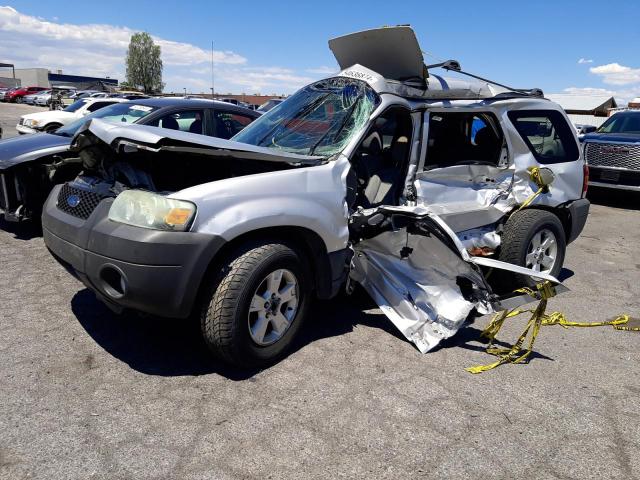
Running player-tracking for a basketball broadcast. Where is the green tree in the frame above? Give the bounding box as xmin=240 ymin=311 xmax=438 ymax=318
xmin=125 ymin=32 xmax=164 ymax=94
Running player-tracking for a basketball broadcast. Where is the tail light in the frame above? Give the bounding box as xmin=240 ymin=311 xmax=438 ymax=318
xmin=582 ymin=163 xmax=589 ymax=197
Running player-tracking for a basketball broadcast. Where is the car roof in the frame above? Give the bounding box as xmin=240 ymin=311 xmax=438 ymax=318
xmin=130 ymin=97 xmax=259 ymax=115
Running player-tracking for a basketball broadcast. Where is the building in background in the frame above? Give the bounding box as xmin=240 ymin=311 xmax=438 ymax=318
xmin=546 ymin=94 xmax=618 ymax=128
xmin=0 ymin=67 xmax=117 ymax=90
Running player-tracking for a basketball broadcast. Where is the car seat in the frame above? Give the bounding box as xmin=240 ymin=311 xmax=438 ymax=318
xmin=161 ymin=116 xmax=180 ymax=130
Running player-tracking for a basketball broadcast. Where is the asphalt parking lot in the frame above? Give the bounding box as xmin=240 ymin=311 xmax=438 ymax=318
xmin=0 ymin=103 xmax=45 ymax=139
xmin=1 ymin=106 xmax=639 ymax=479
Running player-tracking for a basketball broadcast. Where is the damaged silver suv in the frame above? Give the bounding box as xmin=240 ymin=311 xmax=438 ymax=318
xmin=42 ymin=27 xmax=589 ymax=366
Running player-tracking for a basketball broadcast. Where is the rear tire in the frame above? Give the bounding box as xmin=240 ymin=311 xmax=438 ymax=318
xmin=495 ymin=209 xmax=566 ymax=291
xmin=200 ymin=241 xmax=311 ymax=368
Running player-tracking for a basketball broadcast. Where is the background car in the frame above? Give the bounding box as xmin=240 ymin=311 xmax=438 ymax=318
xmin=581 ymin=110 xmax=640 ymax=191
xmin=4 ymin=86 xmax=48 ymax=103
xmin=25 ymin=89 xmax=51 ymax=105
xmin=16 ymin=97 xmax=128 ymax=134
xmin=257 ymin=98 xmax=284 ymax=112
xmin=0 ymin=98 xmax=259 ymax=222
xmin=35 ymin=88 xmax=76 ymax=106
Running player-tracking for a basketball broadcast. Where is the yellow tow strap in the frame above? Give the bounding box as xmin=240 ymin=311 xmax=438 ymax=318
xmin=516 ymin=167 xmax=548 ymax=212
xmin=465 ymin=281 xmax=638 ymax=374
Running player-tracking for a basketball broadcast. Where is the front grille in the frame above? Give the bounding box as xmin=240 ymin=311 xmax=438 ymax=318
xmin=585 ymin=142 xmax=640 ymax=171
xmin=56 ymin=183 xmax=104 ymax=220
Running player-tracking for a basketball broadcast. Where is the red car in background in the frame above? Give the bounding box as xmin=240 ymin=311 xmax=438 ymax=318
xmin=4 ymin=86 xmax=48 ymax=103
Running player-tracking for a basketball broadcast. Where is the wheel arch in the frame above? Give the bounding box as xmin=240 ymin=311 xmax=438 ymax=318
xmin=192 ymin=225 xmax=339 ymax=317
xmin=506 ymin=206 xmax=571 ymax=242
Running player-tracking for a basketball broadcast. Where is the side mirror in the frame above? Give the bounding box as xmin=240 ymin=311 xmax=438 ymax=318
xmin=537 ymin=167 xmax=555 ymax=186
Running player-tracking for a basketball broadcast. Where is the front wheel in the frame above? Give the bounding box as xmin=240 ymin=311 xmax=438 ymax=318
xmin=200 ymin=241 xmax=311 ymax=368
xmin=496 ymin=209 xmax=566 ymax=290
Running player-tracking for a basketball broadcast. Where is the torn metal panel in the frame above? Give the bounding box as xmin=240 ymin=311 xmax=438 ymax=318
xmin=415 ymin=164 xmax=515 ymax=232
xmin=349 ymin=206 xmax=564 ymax=353
xmin=329 ymin=26 xmax=425 ymax=81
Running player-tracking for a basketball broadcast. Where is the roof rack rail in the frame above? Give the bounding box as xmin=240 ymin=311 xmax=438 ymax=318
xmin=425 ymin=60 xmax=543 ymax=97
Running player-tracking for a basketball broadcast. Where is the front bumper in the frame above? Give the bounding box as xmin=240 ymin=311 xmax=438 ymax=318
xmin=42 ymin=184 xmax=226 ymax=318
xmin=16 ymin=124 xmax=38 ymax=135
xmin=588 ymin=166 xmax=640 ymax=192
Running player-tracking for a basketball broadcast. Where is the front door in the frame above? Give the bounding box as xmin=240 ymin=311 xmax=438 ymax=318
xmin=348 ymin=205 xmax=563 ymax=352
xmin=414 ymin=110 xmax=513 ymax=232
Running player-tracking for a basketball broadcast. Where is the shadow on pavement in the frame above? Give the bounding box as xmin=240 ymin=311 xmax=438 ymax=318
xmin=435 ymin=324 xmax=553 ymax=362
xmin=0 ymin=217 xmax=42 ymax=240
xmin=587 ymin=187 xmax=640 ymax=211
xmin=70 ymin=287 xmax=399 ymax=379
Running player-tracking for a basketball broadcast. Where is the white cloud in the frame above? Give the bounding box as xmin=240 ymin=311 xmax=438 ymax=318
xmin=563 ymin=87 xmax=616 ymax=96
xmin=561 ymin=86 xmax=640 ymax=106
xmin=578 ymin=58 xmax=593 ymax=64
xmin=0 ymin=6 xmax=319 ymax=93
xmin=305 ymin=65 xmax=337 ymax=74
xmin=589 ymin=62 xmax=640 ymax=85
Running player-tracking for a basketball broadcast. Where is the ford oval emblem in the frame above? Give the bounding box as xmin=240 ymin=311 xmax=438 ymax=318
xmin=67 ymin=194 xmax=81 ymax=208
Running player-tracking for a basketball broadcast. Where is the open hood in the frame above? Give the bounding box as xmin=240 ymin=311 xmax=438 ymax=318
xmin=329 ymin=26 xmax=426 ymax=81
xmin=74 ymin=119 xmax=324 ymax=165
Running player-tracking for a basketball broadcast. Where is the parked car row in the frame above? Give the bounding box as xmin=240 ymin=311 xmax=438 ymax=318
xmin=0 ymin=86 xmax=48 ymax=103
xmin=1 ymin=97 xmax=259 ymax=221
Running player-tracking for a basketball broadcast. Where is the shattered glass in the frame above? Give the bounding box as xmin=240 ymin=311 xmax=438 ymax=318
xmin=232 ymin=77 xmax=379 ymax=157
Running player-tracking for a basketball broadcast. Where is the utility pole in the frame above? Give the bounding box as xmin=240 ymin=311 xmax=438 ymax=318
xmin=211 ymin=40 xmax=215 ymax=99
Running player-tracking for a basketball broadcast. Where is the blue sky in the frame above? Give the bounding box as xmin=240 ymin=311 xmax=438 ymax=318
xmin=1 ymin=1 xmax=639 ymax=101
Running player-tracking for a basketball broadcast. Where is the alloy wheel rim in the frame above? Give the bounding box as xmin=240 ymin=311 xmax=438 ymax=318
xmin=248 ymin=268 xmax=299 ymax=346
xmin=525 ymin=228 xmax=558 ymax=274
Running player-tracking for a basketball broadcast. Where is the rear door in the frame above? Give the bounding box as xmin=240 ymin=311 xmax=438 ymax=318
xmin=506 ymin=109 xmax=583 ymax=201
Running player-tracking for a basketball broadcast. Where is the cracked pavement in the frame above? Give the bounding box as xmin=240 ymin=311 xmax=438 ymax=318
xmin=0 ymin=107 xmax=639 ymax=478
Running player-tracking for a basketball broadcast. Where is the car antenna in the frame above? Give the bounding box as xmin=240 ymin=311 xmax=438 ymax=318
xmin=425 ymin=60 xmax=543 ymax=97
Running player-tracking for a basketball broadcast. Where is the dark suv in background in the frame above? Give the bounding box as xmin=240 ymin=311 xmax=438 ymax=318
xmin=582 ymin=110 xmax=640 ymax=191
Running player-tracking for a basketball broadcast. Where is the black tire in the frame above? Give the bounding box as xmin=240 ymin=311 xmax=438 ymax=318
xmin=15 ymin=96 xmax=23 ymax=104
xmin=495 ymin=209 xmax=566 ymax=290
xmin=44 ymin=123 xmax=62 ymax=133
xmin=200 ymin=241 xmax=311 ymax=368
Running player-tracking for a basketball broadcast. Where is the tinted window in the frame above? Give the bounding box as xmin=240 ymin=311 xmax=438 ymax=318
xmin=55 ymin=103 xmax=159 ymax=137
xmin=147 ymin=110 xmax=205 ymax=134
xmin=508 ymin=110 xmax=579 ymax=164
xmin=425 ymin=112 xmax=503 ymax=169
xmin=64 ymin=99 xmax=89 ymax=112
xmin=86 ymin=101 xmax=118 ymax=113
xmin=597 ymin=112 xmax=640 ymax=134
xmin=213 ymin=111 xmax=254 ymax=139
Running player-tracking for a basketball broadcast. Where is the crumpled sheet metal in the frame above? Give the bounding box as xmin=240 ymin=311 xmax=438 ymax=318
xmin=351 ymin=227 xmax=488 ymax=352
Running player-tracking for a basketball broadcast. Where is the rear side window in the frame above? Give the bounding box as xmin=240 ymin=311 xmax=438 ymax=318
xmin=508 ymin=110 xmax=579 ymax=164
xmin=86 ymin=101 xmax=118 ymax=112
xmin=213 ymin=110 xmax=255 ymax=139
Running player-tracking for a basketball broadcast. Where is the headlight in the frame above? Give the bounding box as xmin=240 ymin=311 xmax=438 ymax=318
xmin=108 ymin=190 xmax=196 ymax=231
xmin=24 ymin=119 xmax=39 ymax=127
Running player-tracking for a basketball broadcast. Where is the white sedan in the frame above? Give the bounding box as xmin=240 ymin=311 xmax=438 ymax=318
xmin=16 ymin=98 xmax=128 ymax=134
